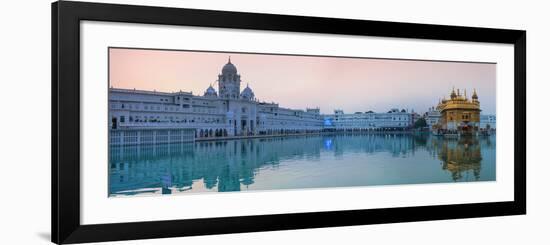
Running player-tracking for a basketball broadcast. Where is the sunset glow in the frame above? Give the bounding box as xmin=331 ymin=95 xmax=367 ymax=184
xmin=109 ymin=48 xmax=496 ymax=114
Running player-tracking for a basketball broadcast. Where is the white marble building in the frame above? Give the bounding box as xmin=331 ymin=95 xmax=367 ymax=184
xmin=425 ymin=106 xmax=441 ymax=130
xmin=323 ymin=109 xmax=412 ymax=131
xmin=109 ymin=58 xmax=416 ymax=140
xmin=109 ymin=58 xmax=323 ymax=138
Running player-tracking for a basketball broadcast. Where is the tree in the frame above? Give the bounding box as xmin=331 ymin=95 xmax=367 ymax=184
xmin=414 ymin=118 xmax=428 ymax=128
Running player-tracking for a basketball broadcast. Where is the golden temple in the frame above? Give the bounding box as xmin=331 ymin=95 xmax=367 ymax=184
xmin=435 ymin=88 xmax=481 ymax=135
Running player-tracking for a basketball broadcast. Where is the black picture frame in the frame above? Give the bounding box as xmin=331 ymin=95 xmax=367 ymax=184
xmin=52 ymin=1 xmax=526 ymax=244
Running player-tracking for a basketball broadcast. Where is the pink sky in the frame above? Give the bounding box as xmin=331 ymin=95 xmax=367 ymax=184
xmin=109 ymin=48 xmax=496 ymax=114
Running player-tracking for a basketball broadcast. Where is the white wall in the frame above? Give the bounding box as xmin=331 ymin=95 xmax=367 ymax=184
xmin=1 ymin=0 xmax=547 ymax=244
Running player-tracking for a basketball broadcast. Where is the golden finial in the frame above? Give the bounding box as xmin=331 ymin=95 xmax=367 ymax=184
xmin=450 ymin=86 xmax=457 ymax=99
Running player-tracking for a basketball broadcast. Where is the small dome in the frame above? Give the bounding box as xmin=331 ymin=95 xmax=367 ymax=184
xmin=240 ymin=84 xmax=255 ymax=100
xmin=203 ymin=85 xmax=217 ymax=97
xmin=222 ymin=57 xmax=237 ymax=74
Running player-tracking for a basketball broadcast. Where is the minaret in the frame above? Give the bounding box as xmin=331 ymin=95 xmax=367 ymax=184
xmin=450 ymin=87 xmax=457 ymax=99
xmin=218 ymin=57 xmax=241 ymax=99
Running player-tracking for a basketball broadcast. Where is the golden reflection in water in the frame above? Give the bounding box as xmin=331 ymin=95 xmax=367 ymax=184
xmin=436 ymin=136 xmax=483 ymax=181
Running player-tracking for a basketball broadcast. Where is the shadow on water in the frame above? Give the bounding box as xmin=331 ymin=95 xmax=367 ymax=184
xmin=109 ymin=133 xmax=495 ymax=196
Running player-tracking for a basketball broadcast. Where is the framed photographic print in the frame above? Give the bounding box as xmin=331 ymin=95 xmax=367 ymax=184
xmin=52 ymin=1 xmax=526 ymax=244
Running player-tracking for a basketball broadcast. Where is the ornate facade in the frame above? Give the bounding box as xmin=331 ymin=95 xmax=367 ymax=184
xmin=435 ymin=88 xmax=481 ymax=134
xmin=323 ymin=109 xmax=412 ymax=131
xmin=109 ymin=58 xmax=323 ymax=138
xmin=109 ymin=58 xmax=416 ymax=142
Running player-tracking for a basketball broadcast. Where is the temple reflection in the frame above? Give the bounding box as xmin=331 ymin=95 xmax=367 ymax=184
xmin=434 ymin=137 xmax=483 ymax=181
xmin=109 ymin=133 xmax=494 ymax=196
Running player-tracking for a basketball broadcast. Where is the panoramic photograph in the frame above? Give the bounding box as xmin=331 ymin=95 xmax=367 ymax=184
xmin=107 ymin=48 xmax=497 ymax=197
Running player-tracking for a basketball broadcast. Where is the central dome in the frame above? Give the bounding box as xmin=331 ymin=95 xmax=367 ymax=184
xmin=222 ymin=57 xmax=237 ymax=74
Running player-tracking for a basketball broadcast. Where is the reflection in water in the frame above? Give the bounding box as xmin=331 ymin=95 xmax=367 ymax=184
xmin=437 ymin=137 xmax=483 ymax=181
xmin=108 ymin=133 xmax=496 ymax=197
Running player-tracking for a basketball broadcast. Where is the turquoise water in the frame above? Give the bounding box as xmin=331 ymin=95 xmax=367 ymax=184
xmin=108 ymin=133 xmax=496 ymax=197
